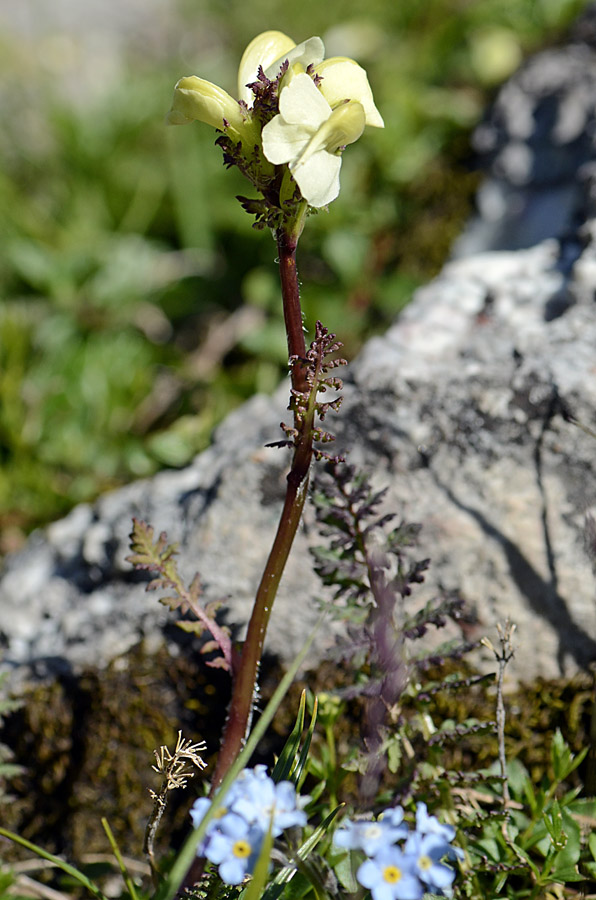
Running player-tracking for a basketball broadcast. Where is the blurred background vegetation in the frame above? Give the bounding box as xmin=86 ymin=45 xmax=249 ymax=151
xmin=0 ymin=0 xmax=588 ymax=554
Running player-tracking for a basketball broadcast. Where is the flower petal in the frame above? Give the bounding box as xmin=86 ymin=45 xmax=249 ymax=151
xmin=279 ymin=72 xmax=331 ymax=128
xmin=356 ymin=859 xmax=381 ymax=890
xmin=218 ymin=858 xmax=247 ymax=885
xmin=237 ymin=30 xmax=296 ymax=104
xmin=262 ymin=117 xmax=310 ymax=165
xmin=296 ymin=101 xmax=365 ymax=168
xmin=291 ymin=150 xmax=341 ymax=207
xmin=265 ymin=36 xmax=325 ymax=82
xmin=315 ymin=57 xmax=384 ymax=127
xmin=424 ymin=863 xmax=455 ymax=889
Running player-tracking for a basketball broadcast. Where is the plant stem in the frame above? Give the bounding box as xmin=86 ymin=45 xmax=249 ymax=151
xmin=209 ymin=221 xmax=313 ymax=792
xmin=277 ymin=222 xmax=308 ymax=393
xmin=171 ymin=618 xmax=324 ymax=900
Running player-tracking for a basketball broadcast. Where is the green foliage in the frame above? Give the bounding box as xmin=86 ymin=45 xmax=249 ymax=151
xmin=459 ymin=732 xmax=596 ymax=897
xmin=126 ymin=518 xmax=232 ymax=670
xmin=0 ymin=827 xmax=111 ymax=900
xmin=0 ymin=0 xmax=588 ymax=548
xmin=271 ymin=691 xmax=318 ymax=790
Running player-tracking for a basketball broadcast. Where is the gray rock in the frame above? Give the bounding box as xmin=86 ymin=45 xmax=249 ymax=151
xmin=2 ymin=230 xmax=596 ymax=684
xmin=454 ymin=4 xmax=596 ymax=255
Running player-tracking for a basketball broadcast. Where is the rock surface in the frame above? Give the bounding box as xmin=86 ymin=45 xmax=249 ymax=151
xmin=2 ymin=15 xmax=596 ymax=686
xmin=2 ymin=230 xmax=596 ymax=684
xmin=455 ymin=6 xmax=596 ymax=255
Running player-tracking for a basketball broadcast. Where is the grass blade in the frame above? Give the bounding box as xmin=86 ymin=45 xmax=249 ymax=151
xmin=0 ymin=827 xmax=109 ymax=900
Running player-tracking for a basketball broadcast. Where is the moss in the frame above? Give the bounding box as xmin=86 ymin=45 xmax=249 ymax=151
xmin=2 ymin=648 xmax=594 ymax=873
xmin=1 ymin=643 xmax=230 ymax=862
xmin=282 ymin=660 xmax=596 ymax=808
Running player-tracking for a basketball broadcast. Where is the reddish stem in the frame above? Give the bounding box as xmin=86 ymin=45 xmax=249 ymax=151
xmin=277 ymin=227 xmax=307 ymax=387
xmin=207 ymin=226 xmax=313 ymax=795
xmin=181 ymin=222 xmax=313 ymax=890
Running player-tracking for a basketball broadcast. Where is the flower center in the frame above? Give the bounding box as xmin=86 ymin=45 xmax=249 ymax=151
xmin=364 ymin=824 xmax=382 ymax=840
xmin=418 ymin=854 xmax=432 ymax=871
xmin=382 ymin=866 xmax=402 ymax=884
xmin=233 ymin=840 xmax=252 ymax=859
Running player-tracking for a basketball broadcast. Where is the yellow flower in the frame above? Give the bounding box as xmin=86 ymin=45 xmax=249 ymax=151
xmin=314 ymin=56 xmax=384 ymax=128
xmin=262 ymin=73 xmax=366 ymax=207
xmin=237 ymin=31 xmax=324 ymax=104
xmin=167 ymin=30 xmax=383 ymax=208
xmin=166 ymin=30 xmax=323 ymax=144
xmin=260 ymin=35 xmax=383 ymax=207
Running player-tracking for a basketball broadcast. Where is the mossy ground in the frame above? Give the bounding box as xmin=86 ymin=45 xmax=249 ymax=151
xmin=2 ymin=647 xmax=594 ymax=879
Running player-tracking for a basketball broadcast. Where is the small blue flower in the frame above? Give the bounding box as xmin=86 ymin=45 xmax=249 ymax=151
xmin=334 ymin=809 xmax=409 ymax=857
xmin=226 ymin=765 xmax=307 ymax=836
xmin=379 ymin=806 xmax=410 ymax=837
xmin=189 ymin=796 xmax=210 ymax=829
xmin=203 ymin=813 xmax=263 ymax=885
xmin=189 ymin=796 xmax=232 ymax=855
xmin=404 ymin=830 xmax=456 ymax=892
xmin=190 ymin=766 xmax=308 ymax=884
xmin=415 ymin=802 xmax=455 ymax=843
xmin=357 ymin=846 xmax=423 ymax=900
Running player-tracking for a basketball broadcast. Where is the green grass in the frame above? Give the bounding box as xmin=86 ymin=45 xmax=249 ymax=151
xmin=0 ymin=0 xmax=588 ymax=550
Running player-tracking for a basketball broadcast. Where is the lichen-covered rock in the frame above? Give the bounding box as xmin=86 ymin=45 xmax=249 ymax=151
xmin=1 ymin=232 xmax=596 ymax=686
xmin=348 ymin=238 xmax=596 ymax=681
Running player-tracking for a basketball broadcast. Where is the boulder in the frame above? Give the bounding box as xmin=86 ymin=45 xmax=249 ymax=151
xmin=2 ymin=230 xmax=596 ymax=683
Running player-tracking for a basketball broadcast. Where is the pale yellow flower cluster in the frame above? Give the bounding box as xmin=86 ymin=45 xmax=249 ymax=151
xmin=167 ymin=30 xmax=383 ymax=208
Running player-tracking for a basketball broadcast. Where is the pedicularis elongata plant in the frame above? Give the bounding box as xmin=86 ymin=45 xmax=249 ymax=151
xmin=157 ymin=33 xmax=464 ymax=898
xmin=165 ymin=30 xmax=384 ymax=796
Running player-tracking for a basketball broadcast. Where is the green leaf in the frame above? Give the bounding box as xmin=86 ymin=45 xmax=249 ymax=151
xmin=271 ymin=690 xmax=306 ymax=784
xmin=507 ymin=842 xmax=539 ymax=877
xmin=293 ymin=697 xmax=319 ymax=792
xmin=542 ymin=799 xmax=564 ymax=847
xmin=474 ymin=837 xmax=503 ymax=862
xmin=547 ymin=863 xmax=583 ymax=883
xmin=333 ymin=849 xmax=360 ymax=893
xmin=271 ymin=691 xmax=318 ymax=791
xmin=551 ymin=808 xmax=581 ymax=867
xmin=278 ymin=871 xmax=312 ymax=900
xmin=386 ymin=736 xmax=401 ymax=774
xmin=550 ymin=728 xmax=587 ymax=782
xmin=506 ymin=757 xmax=532 ymax=803
xmin=101 ymin=817 xmax=140 ymax=900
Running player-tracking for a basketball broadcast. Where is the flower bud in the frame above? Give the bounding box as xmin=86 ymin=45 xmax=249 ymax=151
xmin=166 ymin=76 xmax=247 ymax=136
xmin=295 ymin=100 xmax=366 ymax=169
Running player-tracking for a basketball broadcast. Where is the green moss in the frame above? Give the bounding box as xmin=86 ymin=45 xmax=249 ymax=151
xmin=2 ymin=649 xmax=594 ymax=875
xmin=1 ymin=645 xmax=230 ymax=862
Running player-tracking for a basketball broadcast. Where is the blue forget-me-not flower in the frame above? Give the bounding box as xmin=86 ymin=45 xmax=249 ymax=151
xmin=189 ymin=766 xmax=307 ymax=885
xmin=333 ymin=803 xmax=460 ymax=899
